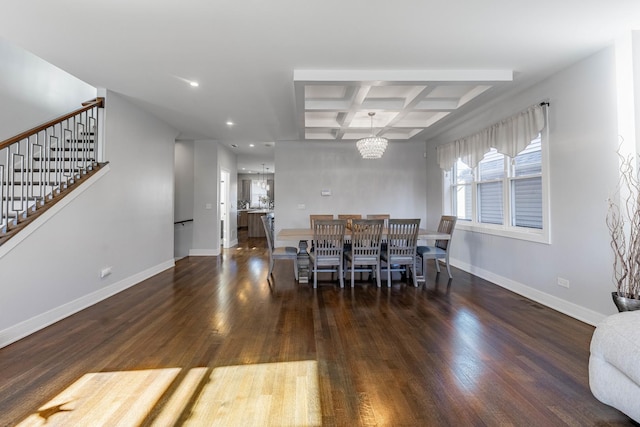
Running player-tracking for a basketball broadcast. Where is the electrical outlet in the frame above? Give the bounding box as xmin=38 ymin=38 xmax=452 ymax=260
xmin=557 ymin=277 xmax=570 ymax=288
xmin=297 ymin=204 xmax=306 ymax=210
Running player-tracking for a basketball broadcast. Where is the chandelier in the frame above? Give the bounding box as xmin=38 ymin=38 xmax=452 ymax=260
xmin=356 ymin=112 xmax=388 ymax=159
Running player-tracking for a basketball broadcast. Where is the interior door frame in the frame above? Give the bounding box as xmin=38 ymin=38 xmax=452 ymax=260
xmin=220 ymin=169 xmax=231 ymax=248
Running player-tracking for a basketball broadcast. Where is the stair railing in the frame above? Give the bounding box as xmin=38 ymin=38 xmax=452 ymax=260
xmin=0 ymin=97 xmax=104 ymax=238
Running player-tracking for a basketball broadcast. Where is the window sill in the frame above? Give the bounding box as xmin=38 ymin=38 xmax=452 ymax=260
xmin=456 ymin=222 xmax=550 ymax=245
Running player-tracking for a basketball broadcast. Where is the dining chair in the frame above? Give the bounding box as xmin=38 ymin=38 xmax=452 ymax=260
xmin=381 ymin=219 xmax=421 ymax=287
xmin=309 ymin=214 xmax=334 ymax=254
xmin=344 ymin=219 xmax=384 ymax=287
xmin=417 ymin=215 xmax=457 ymax=278
xmin=338 ymin=214 xmax=362 ymax=230
xmin=261 ymin=215 xmax=298 ymax=281
xmin=366 ymin=214 xmax=390 ymax=227
xmin=367 ymin=214 xmax=391 ymax=252
xmin=310 ymin=219 xmax=347 ymax=288
xmin=338 ymin=214 xmax=362 ymax=251
xmin=309 ymin=214 xmax=334 ymax=228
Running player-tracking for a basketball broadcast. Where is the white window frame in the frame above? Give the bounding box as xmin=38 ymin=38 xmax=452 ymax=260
xmin=442 ymin=129 xmax=551 ymax=244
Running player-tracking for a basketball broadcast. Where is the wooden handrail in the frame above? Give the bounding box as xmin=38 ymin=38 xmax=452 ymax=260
xmin=0 ymin=97 xmax=104 ymax=151
xmin=174 ymin=219 xmax=194 ymax=225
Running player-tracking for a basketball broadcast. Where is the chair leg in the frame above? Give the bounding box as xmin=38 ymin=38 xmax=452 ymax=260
xmin=339 ymin=263 xmax=344 ymax=288
xmin=351 ymin=261 xmax=355 ymax=287
xmin=293 ymin=257 xmax=298 ymax=280
xmin=411 ymin=262 xmax=418 ymax=287
xmin=387 ymin=262 xmax=392 ymax=287
xmin=445 ymin=255 xmax=452 ymax=278
xmin=376 ymin=263 xmax=381 ymax=287
xmin=313 ymin=263 xmax=318 ymax=289
xmin=268 ymin=258 xmax=275 ymax=278
xmin=434 ymin=258 xmax=441 ymax=273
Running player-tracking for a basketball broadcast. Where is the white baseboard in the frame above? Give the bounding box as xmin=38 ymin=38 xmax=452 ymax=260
xmin=189 ymin=249 xmax=221 ymax=256
xmin=450 ymin=258 xmax=606 ymax=326
xmin=0 ymin=258 xmax=175 ymax=349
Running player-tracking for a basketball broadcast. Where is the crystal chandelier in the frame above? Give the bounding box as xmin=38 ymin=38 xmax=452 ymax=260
xmin=356 ymin=112 xmax=388 ymax=159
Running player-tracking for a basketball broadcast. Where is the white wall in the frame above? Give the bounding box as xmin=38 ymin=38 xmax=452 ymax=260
xmin=425 ymin=45 xmax=621 ymax=324
xmin=0 ymin=89 xmax=177 ymax=346
xmin=0 ymin=37 xmax=96 ymax=141
xmin=275 ymin=140 xmax=427 ymax=235
xmin=190 ymin=140 xmax=238 ymax=254
xmin=174 ymin=140 xmax=195 ymax=259
xmin=219 ymin=143 xmax=238 ymax=247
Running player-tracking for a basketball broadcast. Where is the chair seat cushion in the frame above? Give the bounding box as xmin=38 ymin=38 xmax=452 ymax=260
xmin=273 ymin=247 xmax=298 ymax=257
xmin=417 ymin=246 xmax=446 ymax=257
xmin=380 ymin=252 xmax=414 ymax=263
xmin=310 ymin=253 xmax=341 ymax=264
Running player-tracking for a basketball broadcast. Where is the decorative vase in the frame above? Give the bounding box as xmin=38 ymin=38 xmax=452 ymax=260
xmin=611 ymin=291 xmax=640 ymax=312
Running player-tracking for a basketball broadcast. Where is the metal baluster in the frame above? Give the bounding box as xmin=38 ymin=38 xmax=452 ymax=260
xmin=0 ymin=163 xmax=5 ymax=233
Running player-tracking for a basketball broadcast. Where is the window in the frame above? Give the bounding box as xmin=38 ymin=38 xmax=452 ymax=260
xmin=250 ymin=180 xmax=268 ymax=208
xmin=448 ymin=134 xmax=549 ymax=243
xmin=452 ymin=160 xmax=472 ymax=221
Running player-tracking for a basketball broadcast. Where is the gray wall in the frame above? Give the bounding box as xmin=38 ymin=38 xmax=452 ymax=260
xmin=274 ymin=140 xmax=427 ymax=231
xmin=219 ymin=142 xmax=238 ymax=246
xmin=0 ymin=37 xmax=96 ymax=140
xmin=0 ymin=89 xmax=177 ymax=346
xmin=174 ymin=140 xmax=195 ymax=259
xmin=189 ymin=140 xmax=237 ymax=255
xmin=426 ymin=45 xmax=621 ymax=324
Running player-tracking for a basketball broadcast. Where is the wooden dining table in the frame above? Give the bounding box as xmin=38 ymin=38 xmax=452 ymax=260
xmin=276 ymin=227 xmax=451 ymax=284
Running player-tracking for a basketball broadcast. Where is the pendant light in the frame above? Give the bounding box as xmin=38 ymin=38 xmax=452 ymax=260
xmin=356 ymin=112 xmax=388 ymax=159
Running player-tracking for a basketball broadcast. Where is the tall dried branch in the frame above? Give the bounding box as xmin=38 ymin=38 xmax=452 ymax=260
xmin=607 ymin=151 xmax=640 ymax=298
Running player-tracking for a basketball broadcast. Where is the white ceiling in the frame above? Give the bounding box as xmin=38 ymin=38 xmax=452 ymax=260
xmin=0 ymin=0 xmax=639 ymax=173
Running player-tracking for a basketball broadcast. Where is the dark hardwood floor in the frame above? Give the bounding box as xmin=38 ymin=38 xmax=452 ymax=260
xmin=0 ymin=229 xmax=634 ymax=426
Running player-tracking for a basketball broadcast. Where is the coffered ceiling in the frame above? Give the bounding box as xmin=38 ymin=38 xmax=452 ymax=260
xmin=294 ymin=69 xmax=512 ymax=142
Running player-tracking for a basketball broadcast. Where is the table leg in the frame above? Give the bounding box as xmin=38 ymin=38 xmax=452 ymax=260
xmin=296 ymin=240 xmax=310 ymax=284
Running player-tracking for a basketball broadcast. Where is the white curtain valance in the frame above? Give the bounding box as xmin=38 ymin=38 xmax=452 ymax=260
xmin=436 ymin=103 xmax=546 ymax=170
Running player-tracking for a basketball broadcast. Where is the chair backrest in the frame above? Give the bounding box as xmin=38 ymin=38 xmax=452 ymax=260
xmin=435 ymin=215 xmax=457 ymax=251
xmin=313 ymin=219 xmax=347 ymax=258
xmin=351 ymin=219 xmax=384 ymax=257
xmin=366 ymin=214 xmax=390 ymax=228
xmin=261 ymin=215 xmax=275 ymax=251
xmin=386 ymin=219 xmax=420 ymax=257
xmin=310 ymin=214 xmax=334 ymax=229
xmin=338 ymin=214 xmax=361 ymax=229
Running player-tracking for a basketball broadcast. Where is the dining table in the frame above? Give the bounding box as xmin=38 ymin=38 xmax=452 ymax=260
xmin=276 ymin=227 xmax=451 ymax=284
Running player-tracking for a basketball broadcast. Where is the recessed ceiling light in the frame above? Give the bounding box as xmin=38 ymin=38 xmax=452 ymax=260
xmin=226 ymin=121 xmax=234 ymax=126
xmin=189 ymin=81 xmax=199 ymax=87
xmin=249 ymin=144 xmax=255 ymax=147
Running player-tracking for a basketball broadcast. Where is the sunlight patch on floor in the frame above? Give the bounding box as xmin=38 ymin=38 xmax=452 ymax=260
xmin=17 ymin=368 xmax=180 ymax=426
xmin=16 ymin=361 xmax=321 ymax=426
xmin=185 ymin=361 xmax=321 ymax=427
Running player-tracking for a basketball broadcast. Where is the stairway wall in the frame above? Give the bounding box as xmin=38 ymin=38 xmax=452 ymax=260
xmin=0 ymin=90 xmax=178 ymax=346
xmin=0 ymin=38 xmax=96 ymax=141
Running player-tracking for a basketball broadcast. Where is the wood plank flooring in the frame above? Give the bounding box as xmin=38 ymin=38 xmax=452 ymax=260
xmin=0 ymin=230 xmax=635 ymax=426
